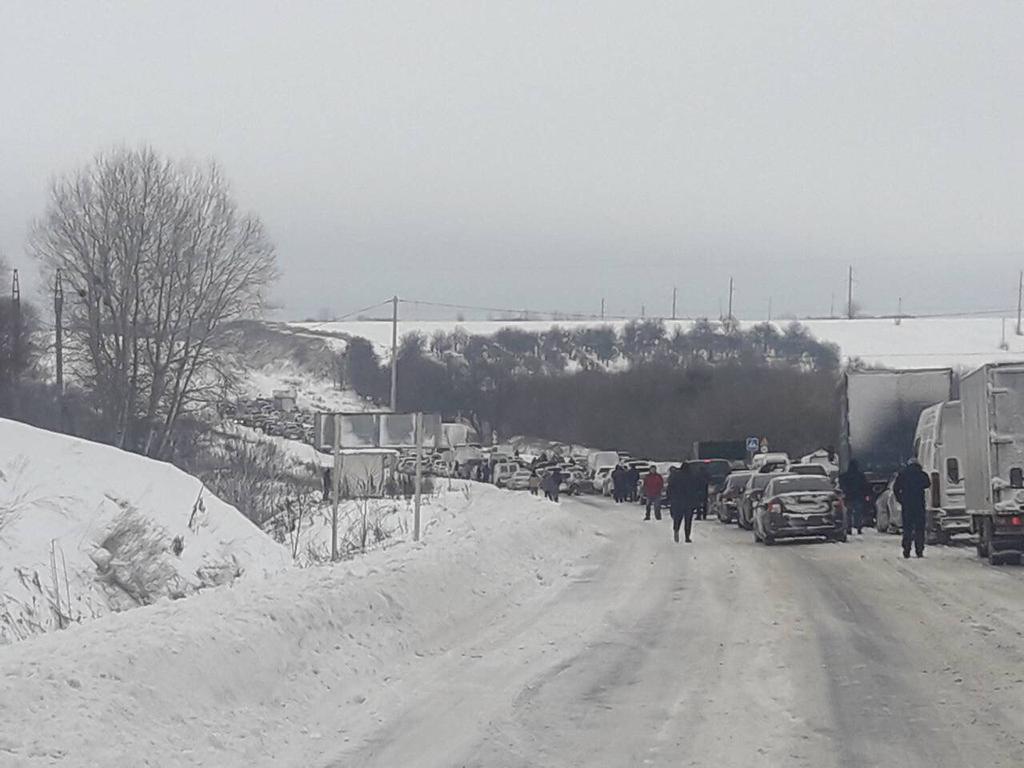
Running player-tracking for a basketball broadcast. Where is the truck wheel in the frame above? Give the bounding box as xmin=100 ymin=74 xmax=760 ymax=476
xmin=833 ymin=530 xmax=848 ymax=543
xmin=764 ymin=534 xmax=776 ymax=546
xmin=989 ymin=550 xmax=1006 ymax=566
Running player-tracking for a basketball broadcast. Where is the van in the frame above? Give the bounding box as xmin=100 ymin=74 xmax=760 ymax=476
xmin=750 ymin=452 xmax=789 ymax=473
xmin=493 ymin=461 xmax=520 ymax=488
xmin=914 ymin=401 xmax=968 ymax=543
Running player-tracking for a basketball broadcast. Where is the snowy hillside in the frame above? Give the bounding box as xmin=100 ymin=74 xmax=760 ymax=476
xmin=293 ymin=316 xmax=1024 ymax=370
xmin=0 ymin=483 xmax=588 ymax=766
xmin=0 ymin=419 xmax=290 ymax=645
xmin=222 ymin=320 xmax=378 ymax=412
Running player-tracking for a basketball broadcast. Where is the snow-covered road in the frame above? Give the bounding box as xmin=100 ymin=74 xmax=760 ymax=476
xmin=6 ymin=490 xmax=1024 ymax=767
xmin=327 ymin=495 xmax=1024 ymax=768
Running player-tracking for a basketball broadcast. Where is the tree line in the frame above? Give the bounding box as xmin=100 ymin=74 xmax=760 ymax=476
xmin=342 ymin=319 xmax=841 ymax=457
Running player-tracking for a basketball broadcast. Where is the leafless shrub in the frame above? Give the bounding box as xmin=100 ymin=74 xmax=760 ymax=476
xmin=98 ymin=508 xmax=183 ymax=605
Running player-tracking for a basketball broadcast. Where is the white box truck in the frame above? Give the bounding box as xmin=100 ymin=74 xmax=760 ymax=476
xmin=962 ymin=363 xmax=1024 ymax=564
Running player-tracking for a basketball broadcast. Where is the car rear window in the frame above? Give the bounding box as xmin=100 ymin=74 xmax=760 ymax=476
xmin=726 ymin=474 xmax=752 ymax=490
xmin=748 ymin=475 xmax=773 ymax=491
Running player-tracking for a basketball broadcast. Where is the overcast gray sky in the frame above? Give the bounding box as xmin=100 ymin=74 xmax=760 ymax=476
xmin=2 ymin=1 xmax=1022 ymax=321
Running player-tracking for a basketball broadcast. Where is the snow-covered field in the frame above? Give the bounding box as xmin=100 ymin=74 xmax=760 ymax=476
xmin=293 ymin=316 xmax=1024 ymax=370
xmin=0 ymin=419 xmax=290 ymax=645
xmin=0 ymin=482 xmax=587 ymax=766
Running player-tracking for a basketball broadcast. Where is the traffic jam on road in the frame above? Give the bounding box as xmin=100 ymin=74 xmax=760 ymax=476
xmin=475 ymin=362 xmax=1024 ymax=567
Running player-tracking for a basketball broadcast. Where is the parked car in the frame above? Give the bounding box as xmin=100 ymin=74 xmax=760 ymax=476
xmin=753 ymin=475 xmax=847 ymax=545
xmin=786 ymin=463 xmax=829 ymax=477
xmin=493 ymin=461 xmax=520 ymax=487
xmin=506 ymin=469 xmax=534 ymax=491
xmin=737 ymin=474 xmax=775 ymax=530
xmin=712 ymin=471 xmax=753 ymax=523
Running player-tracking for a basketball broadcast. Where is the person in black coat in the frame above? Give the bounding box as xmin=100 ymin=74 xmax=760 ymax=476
xmin=611 ymin=464 xmax=627 ymax=503
xmin=894 ymin=459 xmax=931 ymax=558
xmin=666 ymin=463 xmax=704 ymax=543
xmin=838 ymin=459 xmax=871 ymax=534
xmin=625 ymin=466 xmax=641 ymax=503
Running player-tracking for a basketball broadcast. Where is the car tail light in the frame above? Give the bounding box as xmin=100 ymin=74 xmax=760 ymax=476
xmin=1011 ymin=516 xmax=1023 ymax=527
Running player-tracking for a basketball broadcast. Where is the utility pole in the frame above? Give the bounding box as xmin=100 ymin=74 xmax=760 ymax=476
xmin=600 ymin=298 xmax=605 ymax=320
xmin=10 ymin=270 xmax=20 ymax=417
xmin=54 ymin=270 xmax=65 ymax=429
xmin=671 ymin=286 xmax=677 ymax=321
xmin=895 ymin=297 xmax=903 ymax=326
xmin=1017 ymin=270 xmax=1022 ymax=336
xmin=847 ymin=266 xmax=854 ymax=319
xmin=830 ymin=292 xmax=835 ymax=319
xmin=727 ymin=277 xmax=734 ymax=320
xmin=641 ymin=304 xmax=646 ymax=318
xmin=390 ymin=296 xmax=398 ymax=412
xmin=767 ymin=297 xmax=772 ymax=324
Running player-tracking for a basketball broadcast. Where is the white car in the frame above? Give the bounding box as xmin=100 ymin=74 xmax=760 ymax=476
xmin=493 ymin=461 xmax=520 ymax=488
xmin=506 ymin=470 xmax=533 ymax=491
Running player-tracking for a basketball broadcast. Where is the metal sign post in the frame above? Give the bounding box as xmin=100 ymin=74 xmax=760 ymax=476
xmin=413 ymin=412 xmax=423 ymax=542
xmin=331 ymin=414 xmax=343 ymax=561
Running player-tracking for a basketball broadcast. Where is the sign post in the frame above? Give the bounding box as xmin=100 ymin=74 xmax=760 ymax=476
xmin=413 ymin=412 xmax=423 ymax=542
xmin=331 ymin=414 xmax=343 ymax=561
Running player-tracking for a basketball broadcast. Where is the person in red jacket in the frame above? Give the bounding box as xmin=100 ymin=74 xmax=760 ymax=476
xmin=643 ymin=467 xmax=665 ymax=521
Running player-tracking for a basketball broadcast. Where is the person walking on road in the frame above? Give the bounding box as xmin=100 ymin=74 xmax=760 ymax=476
xmin=611 ymin=464 xmax=627 ymax=503
xmin=548 ymin=467 xmax=563 ymax=503
xmin=626 ymin=465 xmax=641 ymax=503
xmin=838 ymin=459 xmax=871 ymax=535
xmin=894 ymin=459 xmax=930 ymax=558
xmin=666 ymin=463 xmax=703 ymax=543
xmin=643 ymin=467 xmax=664 ymax=521
xmin=528 ymin=470 xmax=541 ymax=496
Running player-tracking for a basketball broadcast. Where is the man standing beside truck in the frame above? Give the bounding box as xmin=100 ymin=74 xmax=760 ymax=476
xmin=894 ymin=459 xmax=930 ymax=558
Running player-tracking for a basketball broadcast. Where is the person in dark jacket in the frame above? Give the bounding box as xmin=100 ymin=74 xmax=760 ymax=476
xmin=838 ymin=459 xmax=871 ymax=534
xmin=642 ymin=467 xmax=665 ymax=521
xmin=611 ymin=464 xmax=627 ymax=503
xmin=666 ymin=463 xmax=703 ymax=543
xmin=548 ymin=467 xmax=564 ymax=503
xmin=625 ymin=466 xmax=641 ymax=503
xmin=894 ymin=459 xmax=931 ymax=558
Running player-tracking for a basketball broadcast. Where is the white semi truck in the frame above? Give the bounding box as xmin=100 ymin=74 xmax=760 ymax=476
xmin=913 ymin=400 xmax=968 ymax=544
xmin=962 ymin=363 xmax=1024 ymax=564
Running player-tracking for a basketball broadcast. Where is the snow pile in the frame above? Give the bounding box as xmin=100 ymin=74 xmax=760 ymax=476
xmin=0 ymin=419 xmax=290 ymax=645
xmin=0 ymin=483 xmax=589 ymax=767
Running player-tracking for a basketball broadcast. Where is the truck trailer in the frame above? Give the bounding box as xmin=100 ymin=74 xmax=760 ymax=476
xmin=962 ymin=363 xmax=1024 ymax=564
xmin=838 ymin=368 xmax=955 ymax=515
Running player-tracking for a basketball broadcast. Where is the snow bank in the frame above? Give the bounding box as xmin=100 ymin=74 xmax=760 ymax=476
xmin=0 ymin=419 xmax=290 ymax=645
xmin=0 ymin=483 xmax=589 ymax=767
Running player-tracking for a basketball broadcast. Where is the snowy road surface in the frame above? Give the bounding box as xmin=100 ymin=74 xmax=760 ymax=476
xmin=328 ymin=495 xmax=1024 ymax=768
xmin=5 ymin=489 xmax=1024 ymax=767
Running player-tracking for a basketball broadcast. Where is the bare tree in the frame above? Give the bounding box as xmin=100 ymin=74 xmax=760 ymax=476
xmin=30 ymin=147 xmax=277 ymax=456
